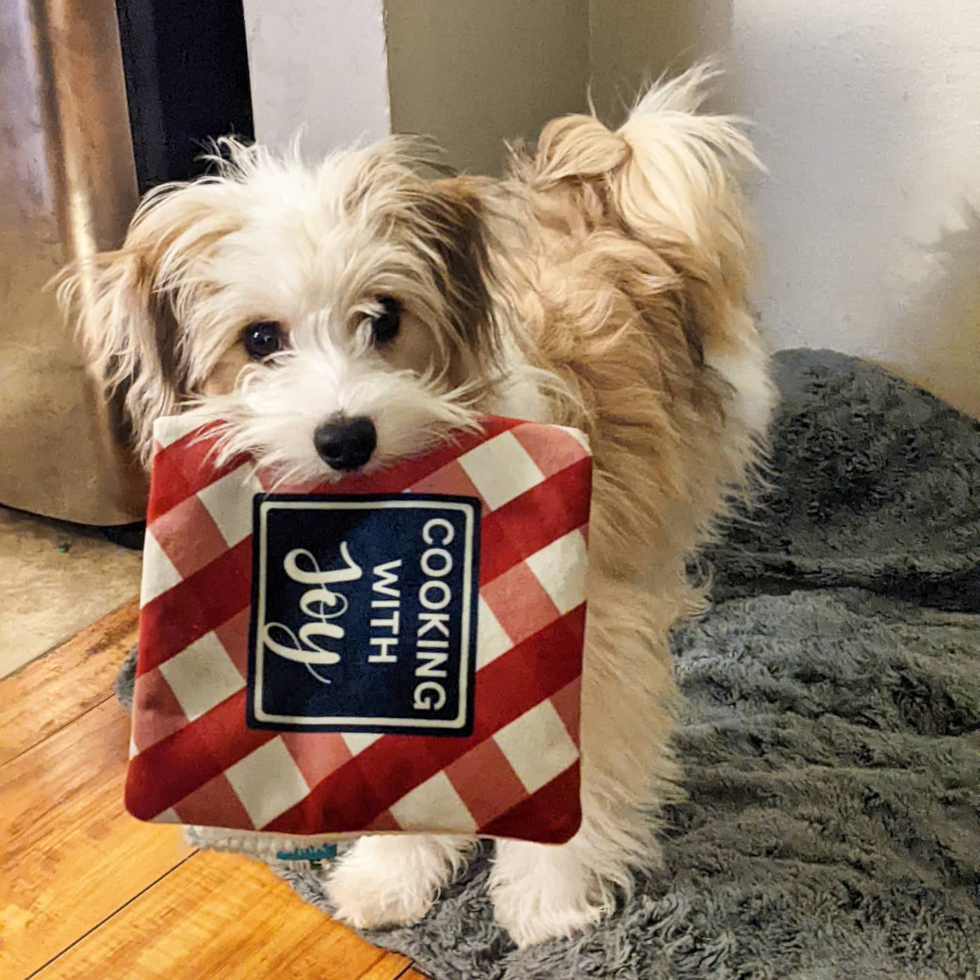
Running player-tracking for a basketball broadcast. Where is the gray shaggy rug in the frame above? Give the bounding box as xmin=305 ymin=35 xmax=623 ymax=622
xmin=119 ymin=350 xmax=980 ymax=978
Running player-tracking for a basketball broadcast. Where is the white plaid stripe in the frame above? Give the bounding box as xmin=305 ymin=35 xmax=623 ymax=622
xmin=140 ymin=529 xmax=183 ymax=607
xmin=196 ymin=464 xmax=264 ymax=547
xmin=151 ymin=807 xmax=181 ymax=824
xmin=389 ymin=771 xmax=478 ymax=833
xmin=224 ymin=737 xmax=311 ymax=829
xmin=493 ymin=700 xmax=580 ymax=794
xmin=458 ymin=430 xmax=545 ymax=510
xmin=557 ymin=425 xmax=591 ymax=452
xmin=342 ymin=731 xmax=383 ymax=756
xmin=476 ymin=597 xmax=512 ymax=669
xmin=158 ymin=631 xmax=245 ymax=721
xmin=524 ymin=529 xmax=589 ymax=615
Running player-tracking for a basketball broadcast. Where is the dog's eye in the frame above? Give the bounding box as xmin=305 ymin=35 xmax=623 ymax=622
xmin=243 ymin=320 xmax=284 ymax=360
xmin=370 ymin=296 xmax=401 ymax=346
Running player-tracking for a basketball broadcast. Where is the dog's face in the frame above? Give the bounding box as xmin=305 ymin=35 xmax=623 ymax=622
xmin=62 ymin=140 xmax=503 ymax=481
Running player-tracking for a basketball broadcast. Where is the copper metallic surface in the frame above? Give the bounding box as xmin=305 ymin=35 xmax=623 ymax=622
xmin=0 ymin=0 xmax=147 ymax=524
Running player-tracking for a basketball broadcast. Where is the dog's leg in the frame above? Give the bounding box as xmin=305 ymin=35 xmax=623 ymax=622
xmin=489 ymin=577 xmax=680 ymax=947
xmin=325 ymin=834 xmax=474 ymax=929
xmin=490 ymin=805 xmax=622 ymax=947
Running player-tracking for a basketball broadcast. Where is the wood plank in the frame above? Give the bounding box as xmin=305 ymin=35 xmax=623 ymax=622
xmin=0 ymin=698 xmax=193 ymax=978
xmin=0 ymin=596 xmax=139 ymax=764
xmin=0 ymin=597 xmax=415 ymax=980
xmin=355 ymin=952 xmax=415 ymax=979
xmin=34 ymin=851 xmax=392 ymax=980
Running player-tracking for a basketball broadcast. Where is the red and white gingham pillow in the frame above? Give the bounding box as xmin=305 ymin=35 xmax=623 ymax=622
xmin=126 ymin=415 xmax=591 ymax=844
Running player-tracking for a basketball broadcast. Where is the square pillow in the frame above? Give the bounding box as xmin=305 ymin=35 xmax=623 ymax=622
xmin=126 ymin=415 xmax=591 ymax=844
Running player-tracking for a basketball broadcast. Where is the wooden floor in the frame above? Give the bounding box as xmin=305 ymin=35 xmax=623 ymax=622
xmin=0 ymin=599 xmax=425 ymax=980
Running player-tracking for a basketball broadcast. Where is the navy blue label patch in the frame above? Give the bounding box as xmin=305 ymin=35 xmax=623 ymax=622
xmin=248 ymin=493 xmax=480 ymax=736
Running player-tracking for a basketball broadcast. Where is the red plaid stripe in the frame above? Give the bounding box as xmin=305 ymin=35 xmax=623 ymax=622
xmin=126 ymin=691 xmax=274 ymax=820
xmin=137 ymin=538 xmax=252 ymax=675
xmin=172 ymin=772 xmax=255 ymax=829
xmin=476 ymin=458 xmax=591 ymax=583
xmin=149 ymin=494 xmax=229 ymax=580
xmin=482 ymin=761 xmax=582 ymax=842
xmin=147 ymin=423 xmax=246 ymax=521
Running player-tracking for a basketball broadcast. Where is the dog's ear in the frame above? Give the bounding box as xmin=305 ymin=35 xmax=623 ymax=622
xmin=60 ymin=244 xmax=185 ymax=462
xmin=58 ymin=185 xmax=238 ymax=462
xmin=415 ymin=177 xmax=503 ymax=368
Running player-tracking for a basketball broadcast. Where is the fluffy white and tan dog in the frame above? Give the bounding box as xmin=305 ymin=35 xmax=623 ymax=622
xmin=63 ymin=66 xmax=772 ymax=947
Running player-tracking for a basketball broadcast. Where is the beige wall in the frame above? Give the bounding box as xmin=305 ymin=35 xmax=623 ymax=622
xmin=589 ymin=0 xmax=732 ymax=122
xmin=384 ymin=0 xmax=590 ymax=175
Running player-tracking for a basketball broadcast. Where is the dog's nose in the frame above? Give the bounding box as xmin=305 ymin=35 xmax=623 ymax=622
xmin=314 ymin=416 xmax=377 ymax=471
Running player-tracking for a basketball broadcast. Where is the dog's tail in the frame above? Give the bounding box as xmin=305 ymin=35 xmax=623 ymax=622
xmin=527 ymin=63 xmax=773 ymax=498
xmin=530 ymin=63 xmax=760 ymax=282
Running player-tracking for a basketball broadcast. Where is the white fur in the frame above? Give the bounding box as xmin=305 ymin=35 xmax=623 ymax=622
xmin=325 ymin=835 xmax=474 ymax=930
xmin=187 ymin=352 xmax=479 ymax=487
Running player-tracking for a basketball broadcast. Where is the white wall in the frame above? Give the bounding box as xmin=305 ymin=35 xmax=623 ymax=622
xmin=729 ymin=0 xmax=980 ymax=416
xmin=241 ymin=0 xmax=390 ymax=159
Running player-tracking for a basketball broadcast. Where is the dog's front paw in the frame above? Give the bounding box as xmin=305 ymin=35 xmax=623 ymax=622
xmin=491 ymin=867 xmax=606 ymax=948
xmin=323 ymin=834 xmax=471 ymax=930
xmin=325 ymin=857 xmax=433 ymax=930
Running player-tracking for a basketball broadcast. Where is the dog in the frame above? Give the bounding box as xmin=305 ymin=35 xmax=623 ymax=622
xmin=61 ymin=64 xmax=773 ymax=948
